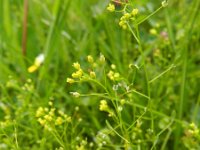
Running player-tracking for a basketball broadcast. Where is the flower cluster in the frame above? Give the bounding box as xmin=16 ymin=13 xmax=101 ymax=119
xmin=182 ymin=122 xmax=200 ymax=149
xmin=36 ymin=102 xmax=71 ymax=130
xmin=66 ymin=54 xmax=106 ymax=85
xmin=119 ymin=8 xmax=139 ymax=30
xmin=99 ymin=100 xmax=114 ymax=117
xmin=95 ymin=129 xmax=111 ymax=148
xmin=66 ymin=62 xmax=83 ymax=84
xmin=107 ymin=70 xmax=120 ymax=81
xmin=21 ymin=79 xmax=34 ymax=92
xmin=107 ymin=64 xmax=121 ymax=81
xmin=107 ymin=3 xmax=115 ymax=12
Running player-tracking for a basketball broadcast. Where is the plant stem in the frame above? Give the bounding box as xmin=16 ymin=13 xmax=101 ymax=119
xmin=22 ymin=0 xmax=28 ymax=56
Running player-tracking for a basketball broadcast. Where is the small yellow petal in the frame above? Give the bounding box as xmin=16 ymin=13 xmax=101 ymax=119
xmin=28 ymin=65 xmax=38 ymax=73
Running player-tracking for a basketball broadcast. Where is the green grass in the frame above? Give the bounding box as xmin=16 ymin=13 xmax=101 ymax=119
xmin=0 ymin=0 xmax=200 ymax=149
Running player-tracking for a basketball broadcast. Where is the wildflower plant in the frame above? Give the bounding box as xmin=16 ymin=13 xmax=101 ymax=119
xmin=35 ymin=101 xmax=82 ymax=149
xmin=64 ymin=0 xmax=186 ymax=149
xmin=66 ymin=54 xmax=154 ymax=148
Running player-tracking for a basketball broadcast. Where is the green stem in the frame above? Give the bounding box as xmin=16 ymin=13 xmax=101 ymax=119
xmin=149 ymin=64 xmax=175 ymax=84
xmin=137 ymin=6 xmax=163 ymax=25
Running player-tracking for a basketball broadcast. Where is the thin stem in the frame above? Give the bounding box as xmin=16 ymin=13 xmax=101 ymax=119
xmin=150 ymin=117 xmax=174 ymax=150
xmin=135 ymin=25 xmax=154 ymax=131
xmin=127 ymin=23 xmax=140 ymax=44
xmin=149 ymin=64 xmax=175 ymax=84
xmin=106 ymin=120 xmax=130 ymax=144
xmin=120 ymin=89 xmax=150 ymax=100
xmin=137 ymin=6 xmax=163 ymax=25
xmin=22 ymin=0 xmax=28 ymax=56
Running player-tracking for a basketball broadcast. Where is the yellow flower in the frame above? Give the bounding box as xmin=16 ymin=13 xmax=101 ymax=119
xmin=111 ymin=64 xmax=116 ymax=70
xmin=36 ymin=107 xmax=44 ymax=117
xmin=55 ymin=117 xmax=63 ymax=125
xmin=120 ymin=99 xmax=126 ymax=105
xmin=99 ymin=100 xmax=109 ymax=111
xmin=131 ymin=8 xmax=139 ymax=16
xmin=107 ymin=3 xmax=115 ymax=12
xmin=114 ymin=72 xmax=120 ymax=79
xmin=28 ymin=65 xmax=38 ymax=73
xmin=149 ymin=28 xmax=157 ymax=35
xmin=119 ymin=21 xmax=124 ymax=27
xmin=48 ymin=101 xmax=53 ymax=106
xmin=49 ymin=108 xmax=55 ymax=116
xmin=124 ymin=13 xmax=131 ymax=19
xmin=87 ymin=55 xmax=94 ymax=63
xmin=107 ymin=70 xmax=114 ymax=80
xmin=90 ymin=71 xmax=96 ymax=78
xmin=72 ymin=69 xmax=83 ymax=78
xmin=66 ymin=78 xmax=75 ymax=84
xmin=122 ymin=24 xmax=127 ymax=30
xmin=73 ymin=62 xmax=81 ymax=70
xmin=38 ymin=118 xmax=46 ymax=126
xmin=28 ymin=53 xmax=45 ymax=73
xmin=44 ymin=114 xmax=53 ymax=122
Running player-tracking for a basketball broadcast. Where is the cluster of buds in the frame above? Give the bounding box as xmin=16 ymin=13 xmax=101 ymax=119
xmin=72 ymin=62 xmax=83 ymax=78
xmin=67 ymin=54 xmax=106 ymax=84
xmin=107 ymin=70 xmax=120 ymax=81
xmin=107 ymin=3 xmax=115 ymax=12
xmin=182 ymin=122 xmax=200 ymax=149
xmin=36 ymin=102 xmax=71 ymax=130
xmin=66 ymin=62 xmax=83 ymax=84
xmin=184 ymin=123 xmax=199 ymax=137
xmin=99 ymin=100 xmax=114 ymax=117
xmin=119 ymin=8 xmax=139 ymax=30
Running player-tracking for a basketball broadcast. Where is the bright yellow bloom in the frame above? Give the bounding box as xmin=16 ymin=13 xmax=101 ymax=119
xmin=38 ymin=118 xmax=46 ymax=126
xmin=99 ymin=100 xmax=109 ymax=111
xmin=120 ymin=99 xmax=126 ymax=105
xmin=36 ymin=107 xmax=44 ymax=117
xmin=107 ymin=3 xmax=115 ymax=12
xmin=87 ymin=55 xmax=94 ymax=63
xmin=44 ymin=114 xmax=53 ymax=122
xmin=66 ymin=78 xmax=75 ymax=84
xmin=124 ymin=13 xmax=131 ymax=19
xmin=90 ymin=71 xmax=96 ymax=78
xmin=111 ymin=64 xmax=116 ymax=70
xmin=131 ymin=8 xmax=139 ymax=16
xmin=72 ymin=69 xmax=83 ymax=78
xmin=107 ymin=70 xmax=114 ymax=80
xmin=114 ymin=72 xmax=120 ymax=79
xmin=28 ymin=65 xmax=38 ymax=73
xmin=48 ymin=101 xmax=53 ymax=106
xmin=55 ymin=117 xmax=63 ymax=125
xmin=149 ymin=28 xmax=157 ymax=35
xmin=73 ymin=62 xmax=81 ymax=70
